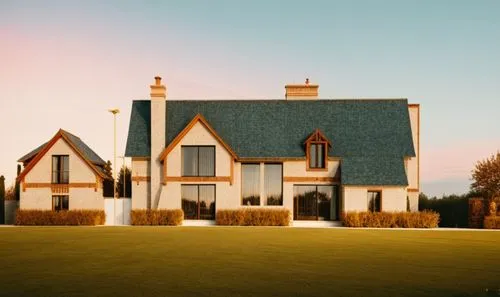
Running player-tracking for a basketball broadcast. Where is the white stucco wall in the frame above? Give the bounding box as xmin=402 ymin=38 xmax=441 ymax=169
xmin=25 ymin=138 xmax=96 ymax=183
xmin=407 ymin=105 xmax=419 ymax=191
xmin=166 ymin=122 xmax=231 ymax=177
xmin=131 ymin=159 xmax=151 ymax=209
xmin=343 ymin=186 xmax=407 ymax=212
xmin=150 ymin=97 xmax=166 ymax=213
xmin=20 ymin=137 xmax=104 ymax=210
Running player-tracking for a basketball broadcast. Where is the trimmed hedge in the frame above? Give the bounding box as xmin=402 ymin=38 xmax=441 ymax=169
xmin=419 ymin=195 xmax=468 ymax=227
xmin=216 ymin=209 xmax=291 ymax=226
xmin=16 ymin=210 xmax=105 ymax=226
xmin=131 ymin=209 xmax=183 ymax=226
xmin=341 ymin=211 xmax=439 ymax=228
xmin=484 ymin=216 xmax=500 ymax=229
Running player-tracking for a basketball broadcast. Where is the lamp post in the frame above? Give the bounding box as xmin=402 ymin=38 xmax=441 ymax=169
xmin=108 ymin=108 xmax=120 ymax=225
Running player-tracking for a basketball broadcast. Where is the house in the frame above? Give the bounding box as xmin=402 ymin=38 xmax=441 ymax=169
xmin=125 ymin=77 xmax=420 ymax=221
xmin=17 ymin=129 xmax=112 ymax=210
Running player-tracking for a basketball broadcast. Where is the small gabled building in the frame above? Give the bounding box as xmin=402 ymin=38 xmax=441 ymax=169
xmin=125 ymin=77 xmax=420 ymax=222
xmin=17 ymin=129 xmax=112 ymax=210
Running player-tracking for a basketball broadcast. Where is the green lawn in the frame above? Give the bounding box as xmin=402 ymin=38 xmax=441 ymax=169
xmin=0 ymin=227 xmax=499 ymax=297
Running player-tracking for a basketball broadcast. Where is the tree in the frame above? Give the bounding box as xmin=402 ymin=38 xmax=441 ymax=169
xmin=15 ymin=164 xmax=21 ymax=201
xmin=116 ymin=166 xmax=131 ymax=198
xmin=5 ymin=185 xmax=15 ymax=201
xmin=103 ymin=160 xmax=113 ymax=178
xmin=471 ymin=152 xmax=500 ymax=200
xmin=0 ymin=175 xmax=5 ymax=224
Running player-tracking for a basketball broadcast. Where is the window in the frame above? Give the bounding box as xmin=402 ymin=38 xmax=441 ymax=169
xmin=305 ymin=129 xmax=330 ymax=171
xmin=367 ymin=191 xmax=381 ymax=212
xmin=52 ymin=155 xmax=69 ymax=184
xmin=181 ymin=185 xmax=215 ymax=220
xmin=264 ymin=164 xmax=283 ymax=205
xmin=53 ymin=195 xmax=69 ymax=211
xmin=293 ymin=185 xmax=338 ymax=220
xmin=242 ymin=163 xmax=283 ymax=206
xmin=181 ymin=146 xmax=215 ymax=177
xmin=309 ymin=143 xmax=326 ymax=169
xmin=242 ymin=164 xmax=260 ymax=205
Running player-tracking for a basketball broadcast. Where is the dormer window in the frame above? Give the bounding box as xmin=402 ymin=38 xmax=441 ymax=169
xmin=305 ymin=129 xmax=331 ymax=171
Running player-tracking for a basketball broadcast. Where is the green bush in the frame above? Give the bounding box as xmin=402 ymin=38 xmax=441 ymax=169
xmin=130 ymin=209 xmax=183 ymax=226
xmin=16 ymin=210 xmax=105 ymax=226
xmin=483 ymin=216 xmax=500 ymax=229
xmin=341 ymin=211 xmax=439 ymax=228
xmin=419 ymin=194 xmax=469 ymax=227
xmin=216 ymin=209 xmax=291 ymax=226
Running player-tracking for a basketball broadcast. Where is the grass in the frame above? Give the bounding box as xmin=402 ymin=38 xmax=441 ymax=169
xmin=0 ymin=227 xmax=499 ymax=297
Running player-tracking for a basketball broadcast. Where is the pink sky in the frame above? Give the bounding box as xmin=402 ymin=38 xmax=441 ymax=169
xmin=1 ymin=1 xmax=499 ymax=197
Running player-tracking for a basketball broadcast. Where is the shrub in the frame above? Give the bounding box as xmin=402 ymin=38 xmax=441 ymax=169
xmin=130 ymin=209 xmax=183 ymax=226
xmin=483 ymin=216 xmax=500 ymax=229
xmin=216 ymin=209 xmax=291 ymax=226
xmin=16 ymin=210 xmax=105 ymax=226
xmin=341 ymin=211 xmax=439 ymax=228
xmin=419 ymin=194 xmax=468 ymax=227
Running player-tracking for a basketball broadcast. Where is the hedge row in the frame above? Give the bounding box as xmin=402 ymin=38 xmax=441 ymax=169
xmin=341 ymin=211 xmax=439 ymax=228
xmin=131 ymin=209 xmax=183 ymax=226
xmin=216 ymin=209 xmax=291 ymax=226
xmin=483 ymin=216 xmax=500 ymax=229
xmin=16 ymin=210 xmax=105 ymax=226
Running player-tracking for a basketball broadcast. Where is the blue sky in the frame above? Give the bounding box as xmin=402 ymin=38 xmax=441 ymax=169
xmin=1 ymin=0 xmax=499 ymax=196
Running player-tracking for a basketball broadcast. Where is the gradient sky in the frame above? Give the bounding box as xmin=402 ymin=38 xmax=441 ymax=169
xmin=1 ymin=0 xmax=499 ymax=197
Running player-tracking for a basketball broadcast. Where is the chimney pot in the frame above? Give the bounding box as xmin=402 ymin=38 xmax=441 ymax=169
xmin=154 ymin=76 xmax=162 ymax=86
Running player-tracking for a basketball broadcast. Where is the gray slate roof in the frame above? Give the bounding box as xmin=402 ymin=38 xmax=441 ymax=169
xmin=125 ymin=99 xmax=415 ymax=186
xmin=18 ymin=129 xmax=107 ymax=166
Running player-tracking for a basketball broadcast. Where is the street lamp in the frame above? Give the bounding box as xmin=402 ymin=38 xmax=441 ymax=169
xmin=108 ymin=108 xmax=120 ymax=225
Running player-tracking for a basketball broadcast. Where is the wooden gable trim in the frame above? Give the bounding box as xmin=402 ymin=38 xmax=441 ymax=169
xmin=303 ymin=129 xmax=331 ymax=146
xmin=17 ymin=130 xmax=107 ymax=182
xmin=159 ymin=113 xmax=237 ymax=161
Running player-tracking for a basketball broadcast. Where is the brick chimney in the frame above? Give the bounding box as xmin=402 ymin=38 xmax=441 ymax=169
xmin=150 ymin=76 xmax=166 ymax=209
xmin=285 ymin=78 xmax=319 ymax=100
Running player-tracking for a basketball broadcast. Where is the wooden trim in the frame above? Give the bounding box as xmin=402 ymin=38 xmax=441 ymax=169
xmin=132 ymin=176 xmax=151 ymax=185
xmin=283 ymin=176 xmax=339 ymax=183
xmin=164 ymin=176 xmax=231 ymax=182
xmin=16 ymin=129 xmax=107 ymax=182
xmin=407 ymin=188 xmax=419 ymax=193
xmin=132 ymin=157 xmax=151 ymax=161
xmin=408 ymin=103 xmax=420 ymax=107
xmin=303 ymin=128 xmax=331 ymax=146
xmin=23 ymin=183 xmax=97 ymax=191
xmin=159 ymin=113 xmax=237 ymax=161
xmin=230 ymin=157 xmax=234 ymax=185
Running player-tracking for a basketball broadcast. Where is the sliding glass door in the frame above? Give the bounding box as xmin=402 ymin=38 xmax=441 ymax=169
xmin=293 ymin=185 xmax=339 ymax=220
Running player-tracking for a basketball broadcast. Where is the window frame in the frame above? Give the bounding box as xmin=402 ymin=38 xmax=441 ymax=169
xmin=181 ymin=145 xmax=216 ymax=177
xmin=52 ymin=155 xmax=69 ymax=184
xmin=367 ymin=190 xmax=382 ymax=212
xmin=180 ymin=184 xmax=216 ymax=220
xmin=52 ymin=195 xmax=69 ymax=211
xmin=241 ymin=162 xmax=283 ymax=206
xmin=304 ymin=129 xmax=330 ymax=172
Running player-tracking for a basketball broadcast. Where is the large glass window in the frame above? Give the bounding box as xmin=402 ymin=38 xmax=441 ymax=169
xmin=264 ymin=164 xmax=283 ymax=205
xmin=367 ymin=191 xmax=381 ymax=212
xmin=181 ymin=185 xmax=215 ymax=220
xmin=242 ymin=163 xmax=283 ymax=206
xmin=242 ymin=164 xmax=260 ymax=206
xmin=181 ymin=146 xmax=215 ymax=177
xmin=52 ymin=155 xmax=69 ymax=184
xmin=308 ymin=143 xmax=326 ymax=169
xmin=52 ymin=195 xmax=69 ymax=211
xmin=293 ymin=185 xmax=338 ymax=220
